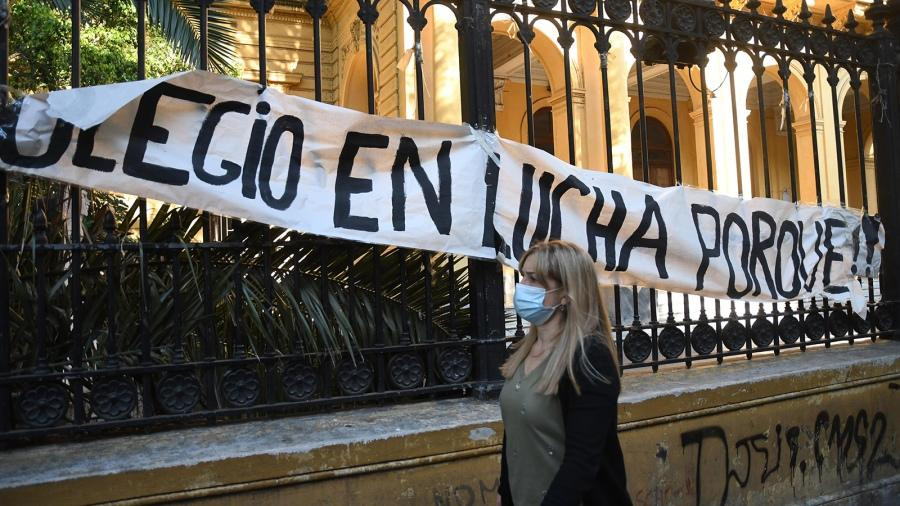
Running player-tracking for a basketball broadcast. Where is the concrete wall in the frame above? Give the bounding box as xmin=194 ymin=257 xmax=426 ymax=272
xmin=1 ymin=342 xmax=897 ymax=505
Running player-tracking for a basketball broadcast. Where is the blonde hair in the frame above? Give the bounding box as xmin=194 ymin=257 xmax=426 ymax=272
xmin=500 ymin=240 xmax=618 ymax=395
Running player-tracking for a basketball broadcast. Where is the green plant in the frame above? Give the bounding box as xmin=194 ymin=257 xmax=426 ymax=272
xmin=6 ymin=178 xmax=472 ymax=374
xmin=10 ymin=0 xmax=238 ymax=93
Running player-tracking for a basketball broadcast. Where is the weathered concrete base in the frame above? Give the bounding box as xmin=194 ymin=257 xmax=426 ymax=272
xmin=812 ymin=476 xmax=900 ymax=505
xmin=1 ymin=342 xmax=898 ymax=505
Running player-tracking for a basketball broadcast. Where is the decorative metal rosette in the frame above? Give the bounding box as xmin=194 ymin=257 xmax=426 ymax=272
xmin=156 ymin=371 xmax=201 ymax=414
xmin=250 ymin=0 xmax=277 ymax=14
xmin=406 ymin=10 xmax=427 ymax=31
xmin=851 ymin=312 xmax=870 ymax=335
xmin=605 ymin=0 xmax=632 ymax=23
xmin=857 ymin=44 xmax=875 ymax=67
xmin=828 ymin=309 xmax=850 ymax=338
xmin=388 ymin=352 xmax=425 ymax=390
xmin=568 ymin=0 xmax=597 ymax=16
xmin=356 ymin=1 xmax=379 ymax=24
xmin=730 ymin=17 xmax=754 ymax=44
xmin=658 ymin=325 xmax=685 ymax=359
xmin=17 ymin=382 xmax=69 ymax=428
xmin=639 ymin=0 xmax=664 ymax=27
xmin=557 ymin=30 xmax=576 ymax=50
xmin=778 ymin=313 xmax=802 ymax=344
xmin=532 ymin=0 xmax=557 ymax=10
xmin=703 ymin=11 xmax=726 ymax=38
xmin=803 ymin=310 xmax=826 ymax=341
xmin=721 ymin=320 xmax=747 ymax=352
xmin=91 ymin=376 xmax=137 ymax=421
xmin=751 ymin=317 xmax=777 ymax=347
xmin=810 ymin=32 xmax=830 ymax=57
xmin=691 ymin=322 xmax=717 ymax=355
xmin=282 ymin=359 xmax=319 ymax=401
xmin=438 ymin=345 xmax=472 ymax=384
xmin=304 ymin=0 xmax=328 ymax=18
xmin=623 ymin=329 xmax=651 ymax=363
xmin=219 ymin=366 xmax=261 ymax=408
xmin=785 ymin=28 xmax=806 ymax=53
xmin=833 ymin=39 xmax=854 ymax=61
xmin=336 ymin=358 xmax=374 ymax=395
xmin=874 ymin=305 xmax=894 ymax=331
xmin=757 ymin=21 xmax=782 ymax=48
xmin=672 ymin=4 xmax=696 ymax=33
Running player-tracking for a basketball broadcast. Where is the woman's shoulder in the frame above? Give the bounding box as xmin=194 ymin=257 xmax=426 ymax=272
xmin=570 ymin=334 xmax=620 ymax=391
xmin=577 ymin=334 xmax=617 ymax=367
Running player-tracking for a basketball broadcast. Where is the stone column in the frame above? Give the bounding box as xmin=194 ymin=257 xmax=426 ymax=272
xmin=428 ymin=7 xmax=461 ymax=124
xmin=578 ymin=26 xmax=605 ymax=171
xmin=690 ymin=107 xmax=713 ymax=190
xmin=705 ymin=52 xmax=755 ymax=198
xmin=608 ymin=33 xmax=633 ymax=178
xmin=790 ymin=118 xmax=824 ymax=204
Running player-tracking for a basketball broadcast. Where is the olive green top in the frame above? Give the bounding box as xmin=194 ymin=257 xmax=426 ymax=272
xmin=499 ymin=358 xmax=566 ymax=506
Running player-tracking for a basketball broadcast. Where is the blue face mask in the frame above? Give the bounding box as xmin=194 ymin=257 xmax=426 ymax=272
xmin=513 ymin=283 xmax=562 ymax=326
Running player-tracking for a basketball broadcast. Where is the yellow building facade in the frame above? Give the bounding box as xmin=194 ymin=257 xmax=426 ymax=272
xmin=223 ymin=0 xmax=878 ymax=212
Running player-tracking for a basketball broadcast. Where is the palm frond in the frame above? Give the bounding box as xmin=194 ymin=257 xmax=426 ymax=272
xmin=148 ymin=0 xmax=238 ymax=74
xmin=37 ymin=0 xmax=238 ymax=75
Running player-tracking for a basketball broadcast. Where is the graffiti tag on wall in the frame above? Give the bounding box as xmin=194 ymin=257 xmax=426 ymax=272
xmin=679 ymin=406 xmax=898 ymax=506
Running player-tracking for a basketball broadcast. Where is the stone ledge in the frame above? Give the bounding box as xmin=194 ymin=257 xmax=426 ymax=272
xmin=619 ymin=341 xmax=900 ymax=425
xmin=1 ymin=340 xmax=897 ymax=505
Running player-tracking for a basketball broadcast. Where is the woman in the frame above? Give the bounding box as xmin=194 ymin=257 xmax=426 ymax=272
xmin=498 ymin=240 xmax=631 ymax=506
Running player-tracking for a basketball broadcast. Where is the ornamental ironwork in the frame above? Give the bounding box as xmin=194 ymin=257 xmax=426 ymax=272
xmin=691 ymin=321 xmax=718 ymax=355
xmin=388 ymin=352 xmax=425 ymax=390
xmin=438 ymin=346 xmax=473 ymax=384
xmin=568 ymin=0 xmax=596 ymax=16
xmin=804 ymin=310 xmax=827 ymax=341
xmin=658 ymin=325 xmax=686 ymax=359
xmin=282 ymin=359 xmax=320 ymax=401
xmin=0 ymin=0 xmax=895 ymax=447
xmin=828 ymin=309 xmax=851 ymax=338
xmin=91 ymin=377 xmax=138 ymax=421
xmin=778 ymin=313 xmax=803 ymax=344
xmin=17 ymin=382 xmax=69 ymax=428
xmin=336 ymin=359 xmax=374 ymax=395
xmin=220 ymin=367 xmax=262 ymax=408
xmin=750 ymin=317 xmax=777 ymax=348
xmin=605 ymin=0 xmax=632 ymax=22
xmin=624 ymin=329 xmax=652 ymax=363
xmin=722 ymin=319 xmax=747 ymax=352
xmin=639 ymin=0 xmax=665 ymax=27
xmin=156 ymin=371 xmax=202 ymax=415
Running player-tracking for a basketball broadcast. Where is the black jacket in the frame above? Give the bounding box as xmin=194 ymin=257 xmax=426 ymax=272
xmin=499 ymin=340 xmax=631 ymax=506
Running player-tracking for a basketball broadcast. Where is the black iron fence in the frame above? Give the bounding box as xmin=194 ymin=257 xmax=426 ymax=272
xmin=0 ymin=0 xmax=898 ymax=445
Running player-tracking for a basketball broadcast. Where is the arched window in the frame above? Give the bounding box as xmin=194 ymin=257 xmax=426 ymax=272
xmin=534 ymin=107 xmax=554 ymax=155
xmin=631 ymin=117 xmax=675 ymax=187
xmin=342 ymin=54 xmax=370 ymax=114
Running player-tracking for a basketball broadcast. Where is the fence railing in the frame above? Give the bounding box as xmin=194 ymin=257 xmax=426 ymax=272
xmin=0 ymin=0 xmax=897 ymax=445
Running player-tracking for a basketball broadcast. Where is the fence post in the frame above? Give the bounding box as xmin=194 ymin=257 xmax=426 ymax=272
xmin=0 ymin=0 xmax=9 ymax=435
xmin=867 ymin=0 xmax=900 ymax=337
xmin=458 ymin=0 xmax=506 ymax=397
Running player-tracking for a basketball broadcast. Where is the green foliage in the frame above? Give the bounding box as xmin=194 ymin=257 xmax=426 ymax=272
xmin=5 ymin=176 xmax=473 ymax=374
xmin=10 ymin=0 xmax=194 ymax=92
xmin=3 ymin=0 xmax=477 ymax=377
xmin=148 ymin=0 xmax=239 ymax=74
xmin=8 ymin=0 xmax=69 ymax=92
xmin=9 ymin=0 xmax=240 ymax=93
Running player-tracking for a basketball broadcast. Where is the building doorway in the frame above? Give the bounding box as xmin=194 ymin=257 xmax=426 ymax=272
xmin=631 ymin=117 xmax=675 ymax=187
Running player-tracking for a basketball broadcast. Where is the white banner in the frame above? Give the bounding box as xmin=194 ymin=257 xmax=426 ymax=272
xmin=0 ymin=71 xmax=883 ymax=314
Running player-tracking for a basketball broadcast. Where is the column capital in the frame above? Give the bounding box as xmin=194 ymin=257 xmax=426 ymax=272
xmin=791 ymin=119 xmax=827 ymax=134
xmin=689 ymin=108 xmax=707 ymax=123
